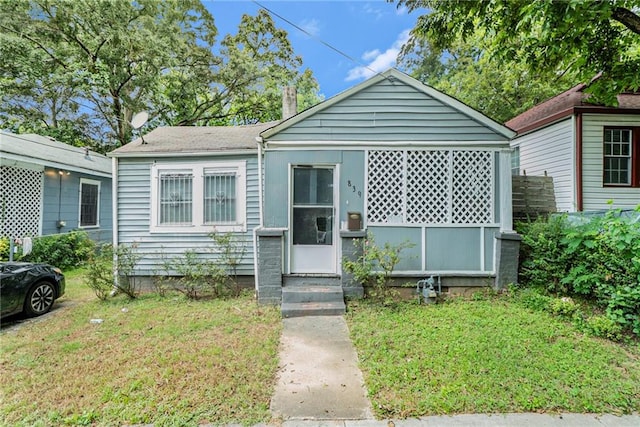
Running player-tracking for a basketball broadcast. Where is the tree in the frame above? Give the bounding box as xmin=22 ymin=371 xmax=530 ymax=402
xmin=395 ymin=0 xmax=640 ymax=105
xmin=1 ymin=1 xmax=320 ymax=150
xmin=399 ymin=30 xmax=580 ymax=122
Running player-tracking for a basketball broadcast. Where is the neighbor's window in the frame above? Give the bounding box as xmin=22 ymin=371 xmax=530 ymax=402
xmin=151 ymin=161 xmax=246 ymax=232
xmin=511 ymin=146 xmax=520 ymax=175
xmin=79 ymin=178 xmax=100 ymax=227
xmin=603 ymin=128 xmax=632 ymax=185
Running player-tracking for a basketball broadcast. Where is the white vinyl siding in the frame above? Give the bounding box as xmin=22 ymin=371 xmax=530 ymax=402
xmin=510 ymin=119 xmax=575 ymax=212
xmin=582 ymin=114 xmax=640 ymax=210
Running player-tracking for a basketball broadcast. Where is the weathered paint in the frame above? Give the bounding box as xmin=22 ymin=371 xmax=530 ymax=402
xmin=116 ymin=155 xmax=259 ymax=275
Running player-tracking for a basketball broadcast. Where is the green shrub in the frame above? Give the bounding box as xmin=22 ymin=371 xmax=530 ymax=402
xmin=22 ymin=231 xmax=95 ymax=269
xmin=0 ymin=237 xmax=9 ymax=261
xmin=342 ymin=233 xmax=414 ymax=305
xmin=517 ymin=206 xmax=640 ymax=338
xmin=548 ymin=297 xmax=579 ymax=317
xmin=584 ymin=315 xmax=623 ymax=341
xmin=85 ymin=243 xmax=141 ymax=300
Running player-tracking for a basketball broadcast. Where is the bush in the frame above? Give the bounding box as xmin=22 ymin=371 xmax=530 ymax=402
xmin=342 ymin=233 xmax=414 ymax=305
xmin=517 ymin=206 xmax=640 ymax=338
xmin=85 ymin=243 xmax=141 ymax=300
xmin=22 ymin=231 xmax=95 ymax=269
xmin=584 ymin=315 xmax=623 ymax=341
xmin=0 ymin=237 xmax=9 ymax=261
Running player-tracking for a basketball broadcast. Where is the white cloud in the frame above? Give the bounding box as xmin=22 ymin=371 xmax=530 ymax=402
xmin=299 ymin=18 xmax=320 ymax=37
xmin=362 ymin=3 xmax=384 ymax=20
xmin=345 ymin=29 xmax=411 ymax=82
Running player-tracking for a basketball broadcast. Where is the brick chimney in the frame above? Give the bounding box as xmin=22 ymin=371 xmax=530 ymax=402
xmin=282 ymin=86 xmax=297 ymax=119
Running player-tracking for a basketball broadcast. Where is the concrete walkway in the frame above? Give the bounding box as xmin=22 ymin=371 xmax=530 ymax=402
xmin=268 ymin=316 xmax=640 ymax=427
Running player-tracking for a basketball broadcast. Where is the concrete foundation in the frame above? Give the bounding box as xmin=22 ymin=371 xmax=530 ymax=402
xmin=256 ymin=228 xmax=285 ymax=305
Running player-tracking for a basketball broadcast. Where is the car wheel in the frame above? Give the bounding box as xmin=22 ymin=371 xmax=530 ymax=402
xmin=24 ymin=281 xmax=56 ymax=317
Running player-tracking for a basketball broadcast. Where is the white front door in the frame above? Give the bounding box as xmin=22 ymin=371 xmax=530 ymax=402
xmin=290 ymin=166 xmax=336 ymax=273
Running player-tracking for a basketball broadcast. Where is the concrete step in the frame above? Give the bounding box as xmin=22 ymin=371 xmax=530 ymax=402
xmin=282 ymin=285 xmax=344 ymax=304
xmin=281 ymin=301 xmax=346 ymax=318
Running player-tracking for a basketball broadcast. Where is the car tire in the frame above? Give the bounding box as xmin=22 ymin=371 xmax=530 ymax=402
xmin=24 ymin=281 xmax=56 ymax=317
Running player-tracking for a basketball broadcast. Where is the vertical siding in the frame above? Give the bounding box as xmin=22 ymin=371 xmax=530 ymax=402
xmin=511 ymin=119 xmax=575 ymax=212
xmin=269 ymin=79 xmax=508 ymax=142
xmin=117 ymin=155 xmax=259 ymax=275
xmin=582 ymin=114 xmax=640 ymax=210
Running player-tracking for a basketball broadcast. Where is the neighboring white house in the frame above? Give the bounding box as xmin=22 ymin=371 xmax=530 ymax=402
xmin=507 ymin=83 xmax=640 ymax=212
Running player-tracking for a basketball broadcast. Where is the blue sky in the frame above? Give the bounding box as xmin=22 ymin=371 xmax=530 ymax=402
xmin=205 ymin=0 xmax=424 ymax=98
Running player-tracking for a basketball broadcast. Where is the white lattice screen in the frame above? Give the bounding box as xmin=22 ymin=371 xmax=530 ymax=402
xmin=367 ymin=150 xmax=494 ymax=225
xmin=1 ymin=166 xmax=43 ymax=238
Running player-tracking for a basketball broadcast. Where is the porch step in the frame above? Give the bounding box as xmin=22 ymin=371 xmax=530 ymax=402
xmin=281 ymin=285 xmax=346 ymax=317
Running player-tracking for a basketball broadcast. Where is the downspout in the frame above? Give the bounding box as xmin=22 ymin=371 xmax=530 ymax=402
xmin=111 ymin=157 xmax=119 ymax=291
xmin=575 ymin=112 xmax=583 ymax=211
xmin=253 ymin=137 xmax=265 ymax=293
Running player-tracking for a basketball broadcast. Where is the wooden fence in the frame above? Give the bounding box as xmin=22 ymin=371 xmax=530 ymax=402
xmin=512 ymin=175 xmax=556 ymax=222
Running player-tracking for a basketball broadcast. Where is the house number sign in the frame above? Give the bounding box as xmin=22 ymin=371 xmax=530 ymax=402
xmin=347 ymin=180 xmax=362 ymax=198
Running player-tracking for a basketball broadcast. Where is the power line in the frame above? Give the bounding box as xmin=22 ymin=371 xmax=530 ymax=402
xmin=252 ymin=0 xmax=385 ymax=81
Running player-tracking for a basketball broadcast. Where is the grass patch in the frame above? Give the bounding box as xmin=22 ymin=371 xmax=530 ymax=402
xmin=0 ymin=269 xmax=282 ymax=426
xmin=347 ymin=297 xmax=640 ymax=419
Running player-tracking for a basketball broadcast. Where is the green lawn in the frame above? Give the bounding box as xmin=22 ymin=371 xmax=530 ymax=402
xmin=3 ymin=271 xmax=639 ymax=425
xmin=347 ymin=297 xmax=640 ymax=419
xmin=0 ymin=269 xmax=282 ymax=427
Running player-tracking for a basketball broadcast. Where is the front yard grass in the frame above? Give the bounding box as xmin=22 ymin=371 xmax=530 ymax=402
xmin=0 ymin=269 xmax=282 ymax=427
xmin=347 ymin=296 xmax=640 ymax=419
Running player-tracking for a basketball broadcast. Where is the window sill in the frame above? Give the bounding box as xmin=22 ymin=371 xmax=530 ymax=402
xmin=150 ymin=224 xmax=246 ymax=234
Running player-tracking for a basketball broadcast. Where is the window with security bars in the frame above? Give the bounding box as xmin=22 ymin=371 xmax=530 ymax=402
xmin=204 ymin=171 xmax=236 ymax=223
xmin=367 ymin=150 xmax=494 ymax=225
xmin=79 ymin=178 xmax=100 ymax=227
xmin=159 ymin=172 xmax=193 ymax=224
xmin=151 ymin=161 xmax=246 ymax=232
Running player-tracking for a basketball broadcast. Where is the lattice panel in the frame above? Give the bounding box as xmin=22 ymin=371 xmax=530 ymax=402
xmin=407 ymin=151 xmax=450 ymax=223
xmin=1 ymin=166 xmax=42 ymax=238
xmin=451 ymin=151 xmax=493 ymax=224
xmin=367 ymin=151 xmax=404 ymax=223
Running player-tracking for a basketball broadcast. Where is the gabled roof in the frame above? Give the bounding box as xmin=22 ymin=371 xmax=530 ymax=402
xmin=109 ymin=121 xmax=279 ymax=158
xmin=0 ymin=131 xmax=111 ymax=177
xmin=506 ymin=83 xmax=640 ymax=134
xmin=261 ymin=68 xmax=515 ymax=140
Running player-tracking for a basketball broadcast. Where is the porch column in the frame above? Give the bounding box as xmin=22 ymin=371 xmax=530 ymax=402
xmin=499 ymin=149 xmax=514 ymax=232
xmin=256 ymin=228 xmax=284 ymax=305
xmin=340 ymin=229 xmax=366 ymax=299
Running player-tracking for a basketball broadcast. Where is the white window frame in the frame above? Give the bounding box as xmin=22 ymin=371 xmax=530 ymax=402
xmin=150 ymin=161 xmax=246 ymax=233
xmin=78 ymin=178 xmax=101 ymax=228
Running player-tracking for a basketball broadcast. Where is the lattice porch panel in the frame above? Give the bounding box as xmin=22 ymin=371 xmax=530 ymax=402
xmin=0 ymin=166 xmax=42 ymax=238
xmin=407 ymin=150 xmax=450 ymax=223
xmin=451 ymin=151 xmax=493 ymax=224
xmin=367 ymin=150 xmax=404 ymax=223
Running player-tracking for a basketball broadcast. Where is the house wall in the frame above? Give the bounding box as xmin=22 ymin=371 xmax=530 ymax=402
xmin=41 ymin=167 xmax=112 ymax=241
xmin=581 ymin=113 xmax=640 ymax=210
xmin=116 ymin=155 xmax=259 ymax=275
xmin=268 ymin=78 xmax=508 ymax=142
xmin=510 ymin=119 xmax=575 ymax=212
xmin=264 ymin=148 xmax=505 ymax=275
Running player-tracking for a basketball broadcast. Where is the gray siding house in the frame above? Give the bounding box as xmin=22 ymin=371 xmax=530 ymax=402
xmin=255 ymin=69 xmax=518 ymax=303
xmin=109 ymin=123 xmax=277 ymax=276
xmin=110 ymin=69 xmax=519 ymax=303
xmin=1 ymin=131 xmax=112 ymax=242
xmin=508 ymin=83 xmax=640 ymax=212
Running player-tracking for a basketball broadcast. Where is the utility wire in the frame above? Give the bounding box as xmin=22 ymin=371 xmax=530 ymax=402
xmin=252 ymin=0 xmax=386 ymax=80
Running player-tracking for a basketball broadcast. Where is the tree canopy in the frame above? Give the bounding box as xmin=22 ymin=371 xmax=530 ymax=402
xmin=395 ymin=0 xmax=640 ymax=110
xmin=0 ymin=0 xmax=320 ymax=151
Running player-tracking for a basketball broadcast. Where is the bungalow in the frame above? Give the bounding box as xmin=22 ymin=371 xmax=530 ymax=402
xmin=507 ymin=83 xmax=640 ymax=212
xmin=110 ymin=69 xmax=519 ymax=307
xmin=0 ymin=131 xmax=112 ymax=243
